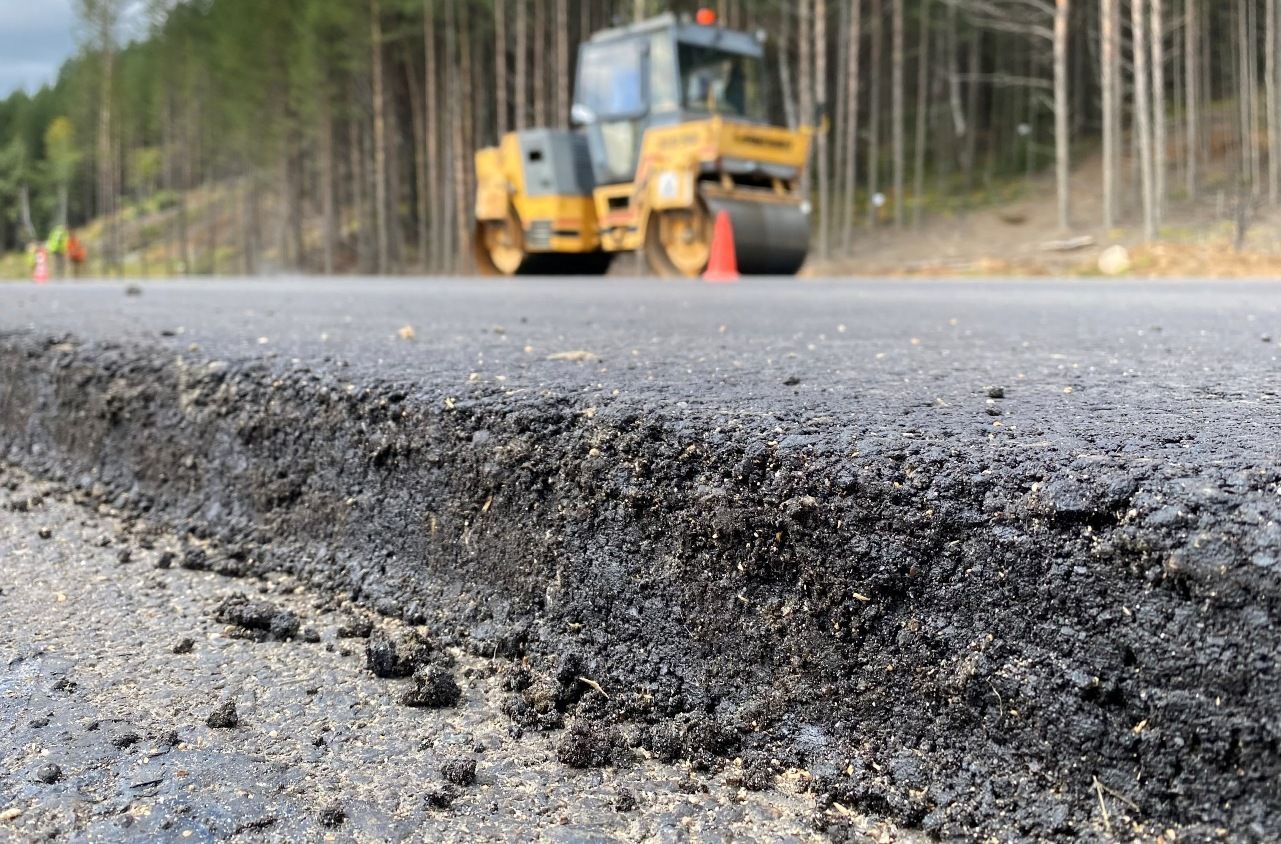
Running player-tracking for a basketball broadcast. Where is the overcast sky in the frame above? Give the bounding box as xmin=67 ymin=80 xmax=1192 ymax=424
xmin=0 ymin=0 xmax=79 ymax=96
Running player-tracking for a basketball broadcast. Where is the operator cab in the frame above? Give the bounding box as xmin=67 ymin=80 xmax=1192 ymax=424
xmin=571 ymin=12 xmax=768 ymax=185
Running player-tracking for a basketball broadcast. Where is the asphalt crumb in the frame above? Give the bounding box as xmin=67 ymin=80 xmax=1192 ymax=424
xmin=400 ymin=666 xmax=462 ymax=709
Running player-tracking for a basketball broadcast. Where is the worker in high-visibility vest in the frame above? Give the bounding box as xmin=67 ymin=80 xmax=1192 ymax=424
xmin=67 ymin=230 xmax=86 ymax=277
xmin=47 ymin=225 xmax=69 ymax=279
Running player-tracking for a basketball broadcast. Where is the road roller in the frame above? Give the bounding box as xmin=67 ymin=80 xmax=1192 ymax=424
xmin=474 ymin=10 xmax=814 ymax=277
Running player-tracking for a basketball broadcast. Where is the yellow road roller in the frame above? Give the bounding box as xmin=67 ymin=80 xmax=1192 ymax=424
xmin=474 ymin=11 xmax=814 ymax=277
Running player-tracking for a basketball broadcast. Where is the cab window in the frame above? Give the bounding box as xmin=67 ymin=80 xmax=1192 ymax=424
xmin=649 ymin=33 xmax=679 ymax=114
xmin=678 ymin=43 xmax=765 ymax=121
xmin=577 ymin=40 xmax=646 ymax=118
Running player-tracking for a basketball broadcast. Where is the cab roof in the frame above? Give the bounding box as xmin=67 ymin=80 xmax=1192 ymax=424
xmin=587 ymin=12 xmax=764 ymax=58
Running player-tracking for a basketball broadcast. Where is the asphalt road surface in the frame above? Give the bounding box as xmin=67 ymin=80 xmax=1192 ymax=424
xmin=3 ymin=278 xmax=1280 ymax=432
xmin=3 ymin=276 xmax=1281 ymax=840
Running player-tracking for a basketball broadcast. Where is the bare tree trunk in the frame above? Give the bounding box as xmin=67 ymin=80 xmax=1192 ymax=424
xmin=1151 ymin=0 xmax=1166 ymax=222
xmin=320 ymin=97 xmax=336 ymax=274
xmin=208 ymin=183 xmax=219 ymax=275
xmin=778 ymin=10 xmax=798 ymax=128
xmin=1269 ymin=0 xmax=1280 ymax=203
xmin=18 ymin=184 xmax=35 ymax=242
xmin=867 ymin=0 xmax=882 ymax=226
xmin=1102 ymin=0 xmax=1118 ymax=231
xmin=816 ymin=0 xmax=830 ymax=257
xmin=1133 ymin=0 xmax=1157 ymax=240
xmin=456 ymin=2 xmax=474 ymax=271
xmin=912 ymin=0 xmax=931 ymax=229
xmin=1185 ymin=0 xmax=1199 ymax=200
xmin=1251 ymin=0 xmax=1263 ymax=195
xmin=179 ymin=105 xmax=192 ymax=273
xmin=370 ymin=0 xmax=388 ymax=274
xmin=534 ymin=0 xmax=547 ymax=128
xmin=514 ymin=0 xmax=527 ymax=131
xmin=634 ymin=0 xmax=645 ymax=22
xmin=963 ymin=28 xmax=979 ymax=192
xmin=841 ymin=0 xmax=862 ymax=253
xmin=891 ymin=0 xmax=904 ymax=228
xmin=495 ymin=0 xmax=508 ymax=138
xmin=834 ymin=0 xmax=850 ymax=223
xmin=1238 ymin=0 xmax=1254 ymax=195
xmin=94 ymin=6 xmax=117 ymax=273
xmin=799 ymin=0 xmax=813 ymax=199
xmin=426 ymin=0 xmax=443 ymax=270
xmin=350 ymin=102 xmax=368 ymax=270
xmin=556 ymin=0 xmax=569 ymax=127
xmin=405 ymin=53 xmax=429 ymax=271
xmin=1054 ymin=0 xmax=1071 ymax=232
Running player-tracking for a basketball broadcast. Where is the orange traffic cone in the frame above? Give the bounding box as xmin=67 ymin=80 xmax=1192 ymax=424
xmin=32 ymin=247 xmax=49 ymax=285
xmin=702 ymin=210 xmax=740 ymax=283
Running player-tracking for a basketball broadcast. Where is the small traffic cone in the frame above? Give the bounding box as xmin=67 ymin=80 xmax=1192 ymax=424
xmin=702 ymin=210 xmax=740 ymax=283
xmin=32 ymin=247 xmax=49 ymax=285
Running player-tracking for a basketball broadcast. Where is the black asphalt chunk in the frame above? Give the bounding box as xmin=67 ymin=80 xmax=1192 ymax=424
xmin=213 ymin=593 xmax=299 ymax=642
xmin=400 ymin=666 xmax=462 ymax=709
xmin=317 ymin=804 xmax=345 ymax=828
xmin=440 ymin=757 xmax=477 ymax=786
xmin=365 ymin=629 xmax=431 ymax=678
xmin=205 ymin=699 xmax=239 ymax=729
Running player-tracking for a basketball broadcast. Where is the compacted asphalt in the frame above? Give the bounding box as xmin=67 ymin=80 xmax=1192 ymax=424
xmin=2 ymin=276 xmax=1280 ymax=840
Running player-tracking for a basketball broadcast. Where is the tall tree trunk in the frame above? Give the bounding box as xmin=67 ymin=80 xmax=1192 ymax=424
xmin=841 ymin=0 xmax=862 ymax=253
xmin=514 ymin=0 xmax=528 ymax=131
xmin=556 ymin=0 xmax=569 ymax=127
xmin=534 ymin=0 xmax=548 ymax=127
xmin=426 ymin=0 xmax=443 ymax=270
xmin=19 ymin=184 xmax=36 ymax=242
xmin=816 ymin=0 xmax=830 ymax=258
xmin=94 ymin=9 xmax=117 ymax=273
xmin=1238 ymin=0 xmax=1254 ymax=195
xmin=867 ymin=0 xmax=883 ymax=226
xmin=1185 ymin=0 xmax=1199 ymax=200
xmin=1269 ymin=0 xmax=1280 ymax=203
xmin=495 ymin=0 xmax=508 ymax=138
xmin=404 ymin=53 xmax=428 ymax=271
xmin=1054 ymin=0 xmax=1071 ymax=232
xmin=350 ymin=106 xmax=368 ymax=270
xmin=455 ymin=2 xmax=473 ymax=271
xmin=778 ymin=10 xmax=797 ymax=128
xmin=1101 ymin=0 xmax=1118 ymax=231
xmin=1251 ymin=0 xmax=1263 ymax=195
xmin=320 ymin=97 xmax=336 ymax=274
xmin=834 ymin=0 xmax=850 ymax=224
xmin=963 ymin=28 xmax=980 ymax=192
xmin=891 ymin=0 xmax=905 ymax=228
xmin=1132 ymin=0 xmax=1157 ymax=240
xmin=179 ymin=105 xmax=192 ymax=274
xmin=371 ymin=0 xmax=388 ymax=274
xmin=912 ymin=0 xmax=931 ymax=229
xmin=799 ymin=0 xmax=813 ymax=199
xmin=1151 ymin=0 xmax=1166 ymax=223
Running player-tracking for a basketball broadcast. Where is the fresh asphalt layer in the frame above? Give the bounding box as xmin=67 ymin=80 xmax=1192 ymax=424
xmin=0 ymin=462 xmax=846 ymax=843
xmin=3 ymin=277 xmax=1281 ymax=437
xmin=2 ymin=276 xmax=1281 ymax=840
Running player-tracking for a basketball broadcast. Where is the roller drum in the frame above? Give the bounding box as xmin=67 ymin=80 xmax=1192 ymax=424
xmin=702 ymin=195 xmax=811 ymax=276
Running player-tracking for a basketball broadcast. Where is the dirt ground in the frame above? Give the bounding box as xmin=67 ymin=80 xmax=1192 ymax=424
xmin=0 ymin=463 xmax=899 ymax=843
xmin=813 ymin=152 xmax=1281 ymax=278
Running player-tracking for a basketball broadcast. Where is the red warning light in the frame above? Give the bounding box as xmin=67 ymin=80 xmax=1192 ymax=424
xmin=696 ymin=8 xmax=717 ymax=25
